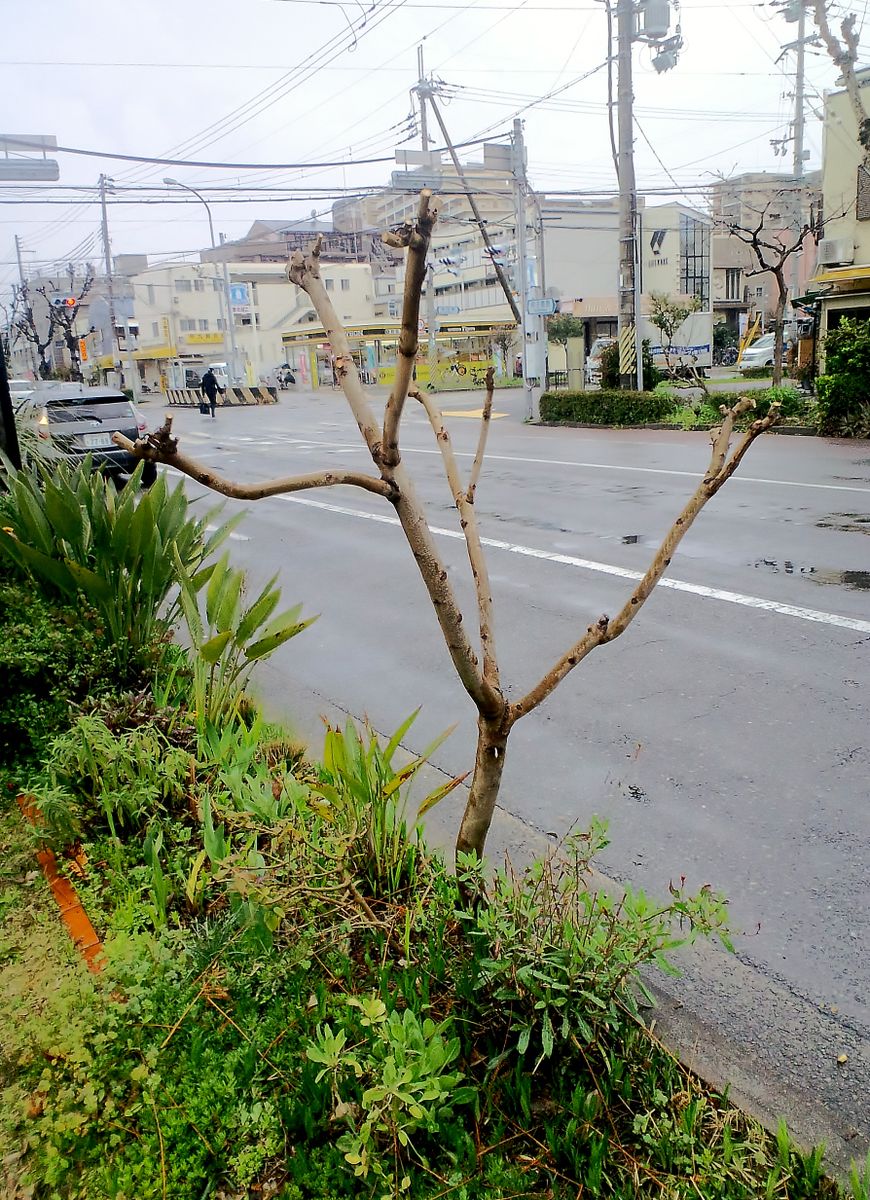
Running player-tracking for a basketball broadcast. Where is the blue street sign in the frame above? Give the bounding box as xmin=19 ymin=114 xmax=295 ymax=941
xmin=527 ymin=297 xmax=558 ymax=316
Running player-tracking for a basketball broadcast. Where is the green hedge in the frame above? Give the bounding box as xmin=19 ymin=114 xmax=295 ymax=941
xmin=540 ymin=389 xmax=678 ymax=426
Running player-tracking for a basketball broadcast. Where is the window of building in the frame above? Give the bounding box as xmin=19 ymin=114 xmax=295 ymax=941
xmin=217 ymin=318 xmax=226 ymax=331
xmin=212 ymin=278 xmax=223 ymax=291
xmin=194 ymin=279 xmax=205 ymax=292
xmin=679 ymin=214 xmax=710 ymax=307
xmin=175 ymin=279 xmax=192 ymax=293
xmin=198 ymin=319 xmax=209 ymax=331
xmin=151 ymin=321 xmax=159 ymax=338
xmin=147 ymin=284 xmax=155 ymax=305
xmin=725 ymin=268 xmax=742 ymax=301
xmin=755 ymin=286 xmax=764 ymax=298
xmin=340 ymin=278 xmax=350 ymax=291
xmin=179 ymin=318 xmax=196 ymax=331
xmin=325 ymin=278 xmax=334 ymax=291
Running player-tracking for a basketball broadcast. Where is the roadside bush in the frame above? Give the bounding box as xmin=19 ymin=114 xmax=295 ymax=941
xmin=0 ymin=568 xmax=108 ymax=766
xmin=816 ymin=319 xmax=870 ymax=435
xmin=740 ymin=364 xmax=773 ymax=379
xmin=541 ymin=388 xmax=678 ymax=425
xmin=0 ymin=458 xmax=240 ymax=675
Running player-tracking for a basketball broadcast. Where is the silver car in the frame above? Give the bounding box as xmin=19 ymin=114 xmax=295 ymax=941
xmin=20 ymin=384 xmax=156 ymax=486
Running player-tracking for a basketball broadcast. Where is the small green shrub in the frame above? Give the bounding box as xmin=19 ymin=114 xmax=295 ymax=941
xmin=0 ymin=570 xmax=108 ymax=766
xmin=739 ymin=365 xmax=773 ymax=379
xmin=599 ymin=339 xmax=661 ymax=390
xmin=540 ymin=389 xmax=678 ymax=426
xmin=816 ymin=317 xmax=870 ymax=435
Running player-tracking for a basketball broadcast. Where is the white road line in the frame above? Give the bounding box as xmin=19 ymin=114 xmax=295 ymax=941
xmin=276 ymin=494 xmax=870 ymax=635
xmin=278 ymin=437 xmax=870 ymax=495
xmin=205 ymin=523 xmax=249 ymax=542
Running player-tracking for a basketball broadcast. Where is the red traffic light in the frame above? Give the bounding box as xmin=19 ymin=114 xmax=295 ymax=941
xmin=64 ymin=297 xmax=76 ymax=308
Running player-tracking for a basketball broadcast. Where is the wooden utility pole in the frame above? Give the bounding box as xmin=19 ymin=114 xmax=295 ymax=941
xmin=616 ymin=0 xmax=642 ymax=389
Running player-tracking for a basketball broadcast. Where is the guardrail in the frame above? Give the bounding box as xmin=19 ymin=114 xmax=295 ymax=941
xmin=165 ymin=385 xmax=278 ymax=407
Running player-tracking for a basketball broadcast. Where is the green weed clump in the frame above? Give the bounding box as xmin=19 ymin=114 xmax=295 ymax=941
xmin=0 ymin=568 xmax=108 ymax=767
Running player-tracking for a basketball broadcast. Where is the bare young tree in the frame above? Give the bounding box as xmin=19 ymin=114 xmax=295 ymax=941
xmin=719 ymin=200 xmax=811 ymax=387
xmin=13 ymin=282 xmax=55 ymax=379
xmin=647 ymin=293 xmax=707 ymax=391
xmin=115 ymin=191 xmax=781 ymax=870
xmin=43 ymin=264 xmax=95 ymax=382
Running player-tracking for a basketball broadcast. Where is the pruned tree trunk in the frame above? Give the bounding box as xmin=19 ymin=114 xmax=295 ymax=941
xmin=116 ymin=190 xmax=782 ymax=872
xmin=772 ymin=270 xmax=787 ymax=388
xmin=456 ymin=714 xmax=511 ymax=859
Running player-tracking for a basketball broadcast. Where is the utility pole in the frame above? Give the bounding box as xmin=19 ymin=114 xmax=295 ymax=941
xmin=791 ymin=0 xmax=807 ymax=319
xmin=220 ymin=233 xmax=241 ymax=387
xmin=420 ymin=86 xmax=522 ymax=325
xmin=99 ymin=174 xmax=118 ymax=384
xmin=417 ymin=45 xmax=429 ymax=152
xmin=14 ymin=234 xmax=39 ymax=376
xmin=616 ymin=0 xmax=641 ymax=390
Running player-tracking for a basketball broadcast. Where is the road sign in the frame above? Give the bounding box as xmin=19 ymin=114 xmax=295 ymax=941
xmin=78 ymin=338 xmax=88 ymax=362
xmin=527 ymin=298 xmax=558 ymax=316
xmin=0 ymin=135 xmax=59 ymax=182
xmin=435 ymin=305 xmax=461 ymax=316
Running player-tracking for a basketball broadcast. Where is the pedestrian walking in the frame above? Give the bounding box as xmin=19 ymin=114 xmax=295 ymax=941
xmin=200 ymin=367 xmax=224 ymax=418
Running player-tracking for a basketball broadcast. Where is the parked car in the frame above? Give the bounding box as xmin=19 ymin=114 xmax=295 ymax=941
xmin=9 ymin=379 xmax=35 ymax=410
xmin=739 ymin=332 xmax=784 ymax=372
xmin=585 ymin=336 xmax=616 ymax=387
xmin=18 ymin=384 xmax=156 ymax=486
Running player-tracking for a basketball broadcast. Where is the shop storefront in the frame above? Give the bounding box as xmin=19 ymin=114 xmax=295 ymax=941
xmin=281 ymin=319 xmax=507 ymax=388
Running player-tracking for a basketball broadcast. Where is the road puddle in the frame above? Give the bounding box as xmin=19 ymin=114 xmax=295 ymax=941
xmin=753 ymin=559 xmax=870 ymax=590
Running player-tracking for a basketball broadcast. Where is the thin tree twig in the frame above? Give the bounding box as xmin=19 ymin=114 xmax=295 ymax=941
xmin=114 ymin=423 xmax=393 ymax=500
xmin=287 ymin=225 xmax=502 ymax=718
xmin=413 ymin=386 xmax=500 ymax=689
xmin=381 ymin=189 xmax=436 ymax=467
xmin=288 ymin=236 xmax=384 ymax=458
xmin=510 ymin=398 xmax=780 ymax=722
xmin=466 ymin=366 xmax=495 ymax=504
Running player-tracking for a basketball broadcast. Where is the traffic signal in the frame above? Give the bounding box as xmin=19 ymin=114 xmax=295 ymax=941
xmin=50 ymin=296 xmax=77 ymax=309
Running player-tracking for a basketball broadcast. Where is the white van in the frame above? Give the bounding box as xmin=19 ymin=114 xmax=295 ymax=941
xmin=208 ymin=362 xmax=230 ymax=389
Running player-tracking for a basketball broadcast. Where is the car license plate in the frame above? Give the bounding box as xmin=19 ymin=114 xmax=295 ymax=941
xmin=82 ymin=433 xmax=113 ymax=449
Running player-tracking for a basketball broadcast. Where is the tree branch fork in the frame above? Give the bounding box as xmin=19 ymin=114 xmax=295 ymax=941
xmin=114 ymin=190 xmax=780 ymax=860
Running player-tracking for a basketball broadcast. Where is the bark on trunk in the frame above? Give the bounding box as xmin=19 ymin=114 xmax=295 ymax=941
xmin=773 ymin=277 xmax=786 ymax=388
xmin=455 ymin=714 xmax=511 ymax=860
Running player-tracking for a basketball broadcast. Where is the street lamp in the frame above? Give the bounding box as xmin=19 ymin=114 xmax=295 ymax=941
xmin=163 ymin=177 xmax=239 ymax=385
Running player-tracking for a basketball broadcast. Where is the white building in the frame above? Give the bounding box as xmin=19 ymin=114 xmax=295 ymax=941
xmin=130 ymin=259 xmax=377 ymax=389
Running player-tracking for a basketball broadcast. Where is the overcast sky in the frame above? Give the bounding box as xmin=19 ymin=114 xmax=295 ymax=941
xmin=1 ymin=0 xmax=858 ymax=297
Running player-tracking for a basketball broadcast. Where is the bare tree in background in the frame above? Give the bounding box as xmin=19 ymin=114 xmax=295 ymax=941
xmin=43 ymin=264 xmax=95 ymax=382
xmin=715 ymin=201 xmax=813 ymax=386
xmin=14 ymin=282 xmax=56 ymax=379
xmin=116 ymin=191 xmax=781 ymax=872
xmin=813 ymin=1 xmax=870 ymax=161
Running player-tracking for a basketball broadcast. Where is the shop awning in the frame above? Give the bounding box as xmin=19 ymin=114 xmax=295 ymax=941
xmin=133 ymin=344 xmax=176 ymax=360
xmin=811 ymin=264 xmax=870 ymax=286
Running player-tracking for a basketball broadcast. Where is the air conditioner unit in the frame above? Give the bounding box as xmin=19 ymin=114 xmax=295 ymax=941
xmin=817 ymin=237 xmax=855 ymax=266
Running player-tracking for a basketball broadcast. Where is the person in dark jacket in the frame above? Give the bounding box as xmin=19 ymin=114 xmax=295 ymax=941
xmin=200 ymin=368 xmax=224 ymax=418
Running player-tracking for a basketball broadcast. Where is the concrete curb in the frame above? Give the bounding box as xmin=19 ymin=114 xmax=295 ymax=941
xmin=538 ymin=420 xmax=819 ymax=436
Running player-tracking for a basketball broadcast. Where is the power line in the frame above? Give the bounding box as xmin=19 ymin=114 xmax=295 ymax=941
xmin=4 ymin=132 xmax=507 ymax=172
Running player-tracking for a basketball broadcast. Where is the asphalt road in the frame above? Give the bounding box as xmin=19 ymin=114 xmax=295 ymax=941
xmin=147 ymin=387 xmax=870 ymax=1154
